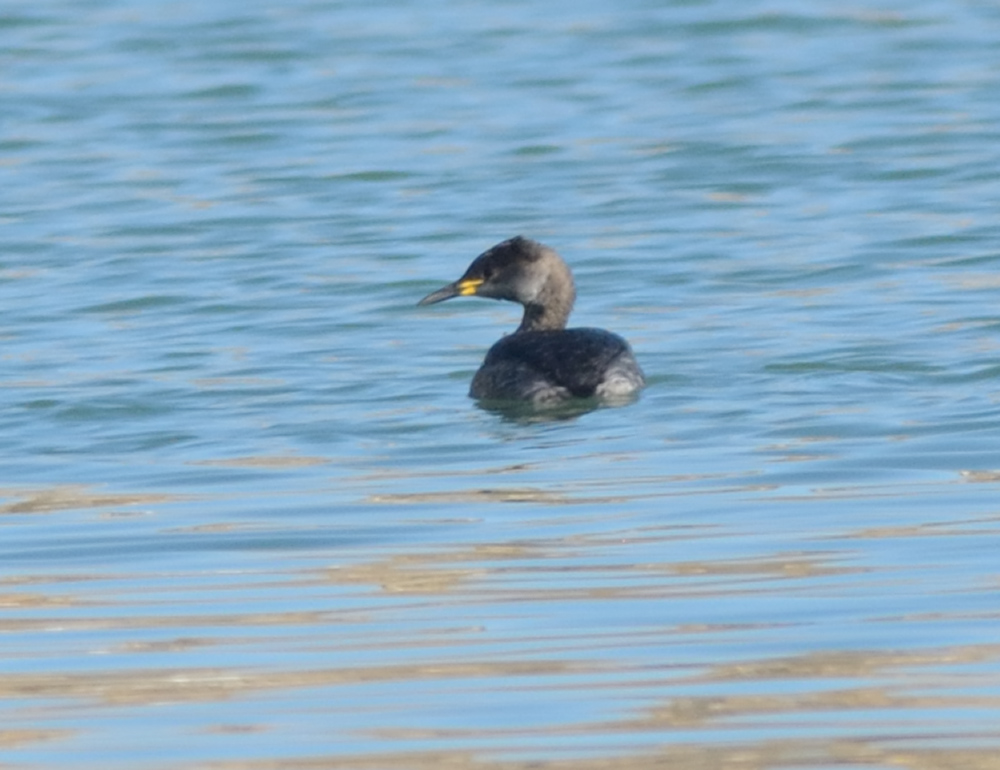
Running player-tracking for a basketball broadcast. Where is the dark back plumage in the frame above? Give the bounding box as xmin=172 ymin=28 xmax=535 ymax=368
xmin=482 ymin=329 xmax=630 ymax=398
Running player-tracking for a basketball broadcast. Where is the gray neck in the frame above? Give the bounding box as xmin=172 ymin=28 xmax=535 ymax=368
xmin=516 ymin=277 xmax=575 ymax=332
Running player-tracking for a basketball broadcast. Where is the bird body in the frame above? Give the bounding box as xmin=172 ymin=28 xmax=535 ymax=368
xmin=418 ymin=237 xmax=645 ymax=405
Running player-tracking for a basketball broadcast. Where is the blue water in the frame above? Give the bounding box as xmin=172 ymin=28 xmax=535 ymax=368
xmin=3 ymin=1 xmax=1000 ymax=768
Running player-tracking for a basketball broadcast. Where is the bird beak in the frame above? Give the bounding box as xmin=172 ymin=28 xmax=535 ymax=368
xmin=417 ymin=277 xmax=484 ymax=306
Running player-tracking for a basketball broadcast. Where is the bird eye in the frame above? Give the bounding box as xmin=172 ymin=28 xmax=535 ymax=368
xmin=482 ymin=267 xmax=494 ymax=281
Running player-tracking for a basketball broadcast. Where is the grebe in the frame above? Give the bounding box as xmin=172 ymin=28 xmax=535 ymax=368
xmin=418 ymin=236 xmax=644 ymax=404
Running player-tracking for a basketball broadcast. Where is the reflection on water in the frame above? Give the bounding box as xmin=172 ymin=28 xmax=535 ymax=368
xmin=3 ymin=473 xmax=1000 ymax=767
xmin=472 ymin=386 xmax=645 ymax=423
xmin=0 ymin=486 xmax=178 ymax=516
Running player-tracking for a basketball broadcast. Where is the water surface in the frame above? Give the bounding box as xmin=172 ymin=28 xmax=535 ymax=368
xmin=3 ymin=1 xmax=1000 ymax=768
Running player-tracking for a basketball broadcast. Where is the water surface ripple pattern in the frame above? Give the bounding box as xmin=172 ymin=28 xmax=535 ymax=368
xmin=2 ymin=1 xmax=1000 ymax=768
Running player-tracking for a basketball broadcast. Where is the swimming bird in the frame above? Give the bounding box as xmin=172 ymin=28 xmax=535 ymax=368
xmin=418 ymin=236 xmax=645 ymax=404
